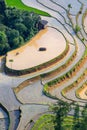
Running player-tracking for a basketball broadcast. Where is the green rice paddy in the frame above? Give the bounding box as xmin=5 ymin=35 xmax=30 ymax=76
xmin=5 ymin=0 xmax=50 ymax=16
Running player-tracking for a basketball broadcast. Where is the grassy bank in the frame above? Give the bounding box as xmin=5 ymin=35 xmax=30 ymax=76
xmin=32 ymin=114 xmax=74 ymax=130
xmin=5 ymin=0 xmax=51 ymax=16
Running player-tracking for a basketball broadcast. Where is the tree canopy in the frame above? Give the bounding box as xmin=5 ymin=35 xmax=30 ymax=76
xmin=0 ymin=0 xmax=41 ymax=55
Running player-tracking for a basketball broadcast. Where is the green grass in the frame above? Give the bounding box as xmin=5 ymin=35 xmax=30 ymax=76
xmin=32 ymin=114 xmax=54 ymax=130
xmin=32 ymin=114 xmax=74 ymax=130
xmin=5 ymin=0 xmax=51 ymax=16
xmin=84 ymin=47 xmax=87 ymax=56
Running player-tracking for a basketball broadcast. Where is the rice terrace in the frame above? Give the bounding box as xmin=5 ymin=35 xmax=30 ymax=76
xmin=0 ymin=0 xmax=87 ymax=130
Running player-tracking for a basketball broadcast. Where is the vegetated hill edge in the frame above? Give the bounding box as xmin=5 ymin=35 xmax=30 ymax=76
xmin=0 ymin=0 xmax=48 ymax=55
xmin=5 ymin=0 xmax=51 ymax=16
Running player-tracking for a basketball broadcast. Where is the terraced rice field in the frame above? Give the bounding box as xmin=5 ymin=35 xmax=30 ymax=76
xmin=0 ymin=0 xmax=87 ymax=129
xmin=32 ymin=114 xmax=74 ymax=130
xmin=6 ymin=27 xmax=66 ymax=70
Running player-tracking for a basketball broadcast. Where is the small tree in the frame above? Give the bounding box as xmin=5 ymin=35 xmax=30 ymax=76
xmin=73 ymin=104 xmax=81 ymax=130
xmin=80 ymin=104 xmax=87 ymax=130
xmin=74 ymin=25 xmax=81 ymax=34
xmin=0 ymin=0 xmax=6 ymax=14
xmin=68 ymin=4 xmax=72 ymax=12
xmin=52 ymin=101 xmax=70 ymax=130
xmin=0 ymin=31 xmax=8 ymax=44
xmin=12 ymin=36 xmax=24 ymax=49
xmin=14 ymin=23 xmax=27 ymax=38
xmin=0 ymin=43 xmax=10 ymax=55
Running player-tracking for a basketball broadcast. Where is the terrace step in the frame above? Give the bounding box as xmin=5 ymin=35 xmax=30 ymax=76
xmin=46 ymin=55 xmax=87 ymax=105
xmin=62 ymin=68 xmax=87 ymax=103
xmin=76 ymin=81 xmax=87 ymax=100
xmin=41 ymin=42 xmax=76 ymax=82
xmin=17 ymin=104 xmax=49 ymax=130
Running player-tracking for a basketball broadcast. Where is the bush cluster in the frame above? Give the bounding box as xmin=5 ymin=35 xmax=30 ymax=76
xmin=0 ymin=0 xmax=41 ymax=55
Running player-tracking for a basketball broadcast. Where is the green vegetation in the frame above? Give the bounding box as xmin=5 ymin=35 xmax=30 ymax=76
xmin=43 ymin=44 xmax=87 ymax=100
xmin=32 ymin=102 xmax=87 ymax=130
xmin=52 ymin=101 xmax=70 ymax=130
xmin=84 ymin=47 xmax=87 ymax=56
xmin=74 ymin=24 xmax=81 ymax=34
xmin=32 ymin=114 xmax=54 ymax=130
xmin=5 ymin=0 xmax=50 ymax=16
xmin=73 ymin=104 xmax=81 ymax=130
xmin=0 ymin=0 xmax=42 ymax=55
xmin=68 ymin=4 xmax=72 ymax=12
xmin=32 ymin=114 xmax=74 ymax=130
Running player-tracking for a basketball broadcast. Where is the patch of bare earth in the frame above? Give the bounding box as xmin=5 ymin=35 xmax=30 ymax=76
xmin=6 ymin=27 xmax=66 ymax=70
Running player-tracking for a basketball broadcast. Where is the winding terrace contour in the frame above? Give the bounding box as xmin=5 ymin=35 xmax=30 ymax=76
xmin=0 ymin=0 xmax=87 ymax=130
